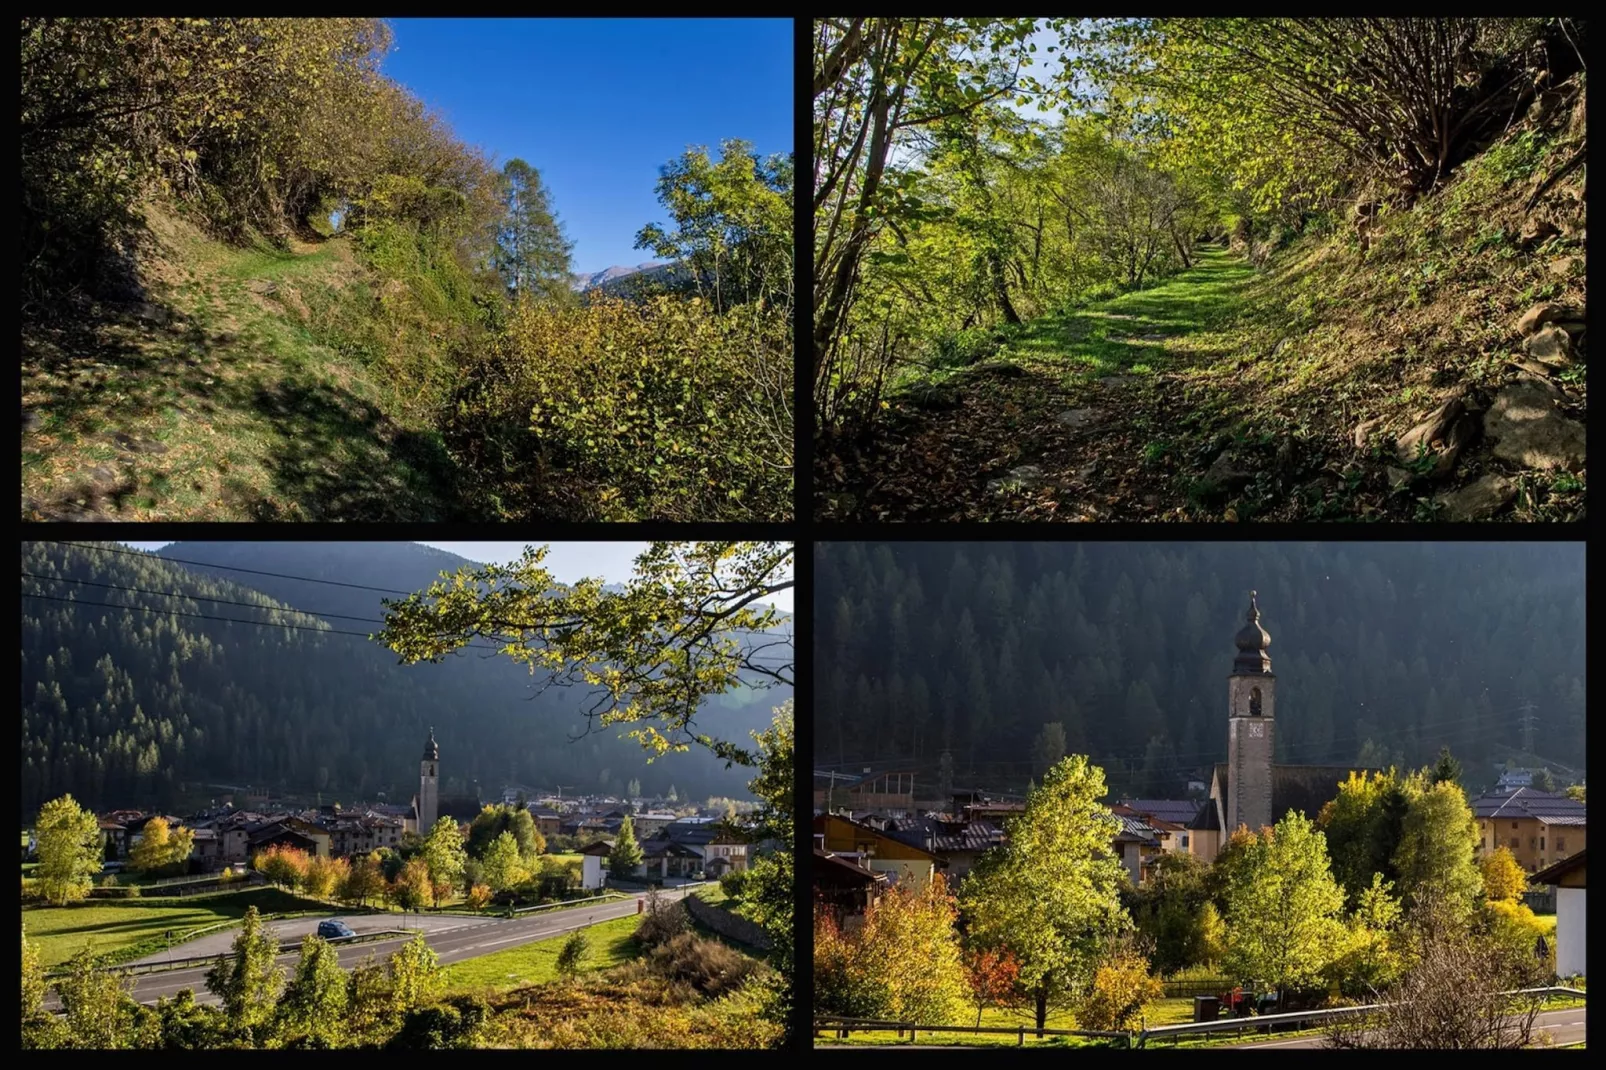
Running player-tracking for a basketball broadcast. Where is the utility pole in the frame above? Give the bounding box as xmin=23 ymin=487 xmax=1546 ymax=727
xmin=1517 ymin=701 xmax=1540 ymax=756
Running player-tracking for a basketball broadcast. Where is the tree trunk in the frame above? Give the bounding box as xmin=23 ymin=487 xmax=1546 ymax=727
xmin=1035 ymin=985 xmax=1048 ymax=1036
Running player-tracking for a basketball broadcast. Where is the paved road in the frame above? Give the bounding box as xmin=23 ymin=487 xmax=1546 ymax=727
xmin=49 ymin=886 xmax=697 ymax=1010
xmin=1224 ymin=1007 xmax=1586 ymax=1049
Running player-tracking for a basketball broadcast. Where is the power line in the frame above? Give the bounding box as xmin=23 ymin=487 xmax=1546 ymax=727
xmin=21 ymin=572 xmax=391 ymax=626
xmin=21 ymin=592 xmax=387 ymax=640
xmin=41 ymin=541 xmax=418 ymax=595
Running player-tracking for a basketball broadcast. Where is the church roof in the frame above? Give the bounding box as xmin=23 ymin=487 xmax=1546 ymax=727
xmin=1118 ymin=799 xmax=1206 ymax=826
xmin=422 ymin=726 xmax=439 ymax=761
xmin=1232 ymin=591 xmax=1273 ymax=674
xmin=1212 ymin=762 xmax=1380 ymax=827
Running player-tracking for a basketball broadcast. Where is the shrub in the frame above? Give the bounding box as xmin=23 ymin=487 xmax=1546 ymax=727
xmin=1079 ymin=943 xmax=1163 ymax=1031
xmin=385 ymin=995 xmax=488 ymax=1050
xmin=717 ymin=869 xmax=751 ymax=903
xmin=450 ymin=295 xmax=791 ymax=521
xmin=556 ymin=931 xmax=590 ymax=979
xmin=634 ymin=893 xmax=691 ymax=949
xmin=465 ymin=884 xmax=492 ymax=911
xmin=645 ymin=932 xmax=759 ymax=999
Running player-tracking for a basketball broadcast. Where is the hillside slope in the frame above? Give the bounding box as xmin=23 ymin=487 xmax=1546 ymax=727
xmin=21 ymin=205 xmax=463 ymax=521
xmin=20 ymin=541 xmax=782 ymax=814
xmin=822 ymin=85 xmax=1586 ymax=523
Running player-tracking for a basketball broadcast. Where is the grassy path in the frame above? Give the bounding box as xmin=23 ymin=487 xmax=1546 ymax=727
xmin=818 ymin=240 xmax=1583 ymax=522
xmin=20 ymin=208 xmax=460 ymax=521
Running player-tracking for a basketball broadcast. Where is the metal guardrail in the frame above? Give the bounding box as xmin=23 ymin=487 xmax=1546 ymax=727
xmin=813 ymin=988 xmax=1586 ymax=1049
xmin=1132 ymin=986 xmax=1587 ymax=1047
xmin=43 ymin=927 xmax=423 ymax=980
xmin=813 ymin=1015 xmax=1133 ymax=1046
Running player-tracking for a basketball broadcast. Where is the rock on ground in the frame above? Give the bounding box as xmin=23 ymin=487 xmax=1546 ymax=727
xmin=1483 ymin=380 xmax=1586 ymax=471
xmin=987 ymin=465 xmax=1045 ymax=495
xmin=1055 ymin=408 xmax=1098 ymax=430
xmin=1435 ymin=474 xmax=1517 ymax=521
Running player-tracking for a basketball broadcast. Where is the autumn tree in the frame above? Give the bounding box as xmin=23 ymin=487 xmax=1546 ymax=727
xmin=609 ymin=815 xmax=645 ymax=880
xmin=962 ymin=756 xmax=1130 ymax=1032
xmin=303 ymin=854 xmax=349 ymax=900
xmin=1079 ymin=936 xmax=1163 ymax=1031
xmin=1478 ymin=846 xmax=1528 ymax=903
xmin=255 ymin=844 xmax=311 ymax=890
xmin=204 ymin=906 xmax=284 ymax=1041
xmin=1317 ymin=770 xmax=1409 ymax=908
xmin=22 ymin=926 xmax=66 ymax=1049
xmin=393 ymin=857 xmax=433 ymax=912
xmin=341 ymin=852 xmax=387 ymax=907
xmin=377 ymin=542 xmax=793 ymax=766
xmin=35 ymin=794 xmax=102 ymax=906
xmin=1222 ymin=813 xmax=1346 ymax=995
xmin=278 ymin=934 xmax=348 ymax=1047
xmin=1326 ymin=873 xmax=1406 ymax=997
xmin=816 ymin=874 xmax=970 ymax=1023
xmin=965 ymin=946 xmax=1021 ymax=1027
xmin=131 ymin=816 xmax=194 ymax=876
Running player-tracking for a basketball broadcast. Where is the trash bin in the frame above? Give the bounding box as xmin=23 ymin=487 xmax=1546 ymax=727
xmin=1194 ymin=995 xmax=1220 ymax=1022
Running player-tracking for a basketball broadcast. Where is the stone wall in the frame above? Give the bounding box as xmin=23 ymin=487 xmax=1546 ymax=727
xmin=685 ymin=891 xmax=772 ymax=950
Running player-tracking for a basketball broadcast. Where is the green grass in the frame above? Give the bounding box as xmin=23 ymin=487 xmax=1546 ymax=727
xmin=22 ymin=885 xmax=328 ymax=967
xmin=20 ymin=203 xmax=460 ymax=522
xmin=439 ymin=912 xmax=645 ymax=992
xmin=813 ymin=997 xmax=1197 ymax=1048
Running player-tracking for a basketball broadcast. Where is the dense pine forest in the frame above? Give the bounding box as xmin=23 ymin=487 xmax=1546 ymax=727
xmin=20 ymin=541 xmax=787 ymax=815
xmin=815 ymin=542 xmax=1585 ymax=797
xmin=21 ymin=19 xmax=791 ymax=521
xmin=813 ymin=18 xmax=1586 ymax=521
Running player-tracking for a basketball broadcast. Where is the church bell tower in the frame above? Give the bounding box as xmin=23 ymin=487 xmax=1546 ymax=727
xmin=419 ymin=726 xmax=440 ymax=832
xmin=1227 ymin=592 xmax=1275 ymax=835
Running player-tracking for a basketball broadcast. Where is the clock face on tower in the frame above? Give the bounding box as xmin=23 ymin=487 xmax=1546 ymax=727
xmin=1248 ymin=723 xmax=1264 ymax=738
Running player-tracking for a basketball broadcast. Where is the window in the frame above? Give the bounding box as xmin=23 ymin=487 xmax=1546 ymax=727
xmin=1510 ymin=837 xmax=1520 ymax=849
xmin=1557 ymin=837 xmax=1566 ymax=852
xmin=1181 ymin=834 xmax=1190 ymax=849
xmin=1540 ymin=837 xmax=1545 ymax=851
xmin=1512 ymin=821 xmax=1520 ymax=829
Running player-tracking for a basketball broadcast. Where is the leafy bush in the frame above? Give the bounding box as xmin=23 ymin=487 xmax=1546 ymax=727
xmin=386 ymin=995 xmax=488 ymax=1050
xmin=717 ymin=869 xmax=751 ymax=903
xmin=450 ymin=295 xmax=791 ymax=521
xmin=1079 ymin=944 xmax=1163 ymax=1031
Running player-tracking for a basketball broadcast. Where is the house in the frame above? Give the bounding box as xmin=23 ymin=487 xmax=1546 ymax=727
xmin=1470 ymin=787 xmax=1587 ymax=873
xmin=1111 ymin=811 xmax=1165 ymax=885
xmin=814 ymin=768 xmax=917 ymax=816
xmin=1529 ymin=849 xmax=1585 ymax=978
xmin=1496 ymin=769 xmax=1535 ymax=790
xmin=577 ymin=839 xmax=613 ymax=890
xmin=188 ymin=827 xmax=223 ymax=869
xmin=631 ymin=811 xmax=679 ymax=837
xmin=528 ymin=808 xmax=562 ymax=839
xmin=814 ymin=812 xmax=936 ymax=889
xmin=649 ymin=818 xmax=750 ymax=876
xmin=246 ymin=822 xmax=320 ymax=859
xmin=1118 ymin=799 xmax=1206 ymax=857
xmin=882 ymin=811 xmax=1005 ymax=885
xmin=322 ymin=812 xmax=404 ymax=857
xmin=640 ymin=839 xmax=704 ymax=880
xmin=97 ymin=817 xmax=130 ymax=860
xmin=814 ymin=841 xmax=889 ymax=926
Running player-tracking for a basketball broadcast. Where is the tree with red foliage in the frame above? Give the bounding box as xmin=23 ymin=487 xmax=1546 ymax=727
xmin=965 ymin=946 xmax=1022 ymax=1028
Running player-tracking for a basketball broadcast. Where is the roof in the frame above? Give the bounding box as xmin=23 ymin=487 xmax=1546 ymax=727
xmin=641 ymin=840 xmax=702 ymax=859
xmin=1472 ymin=788 xmax=1586 ymax=821
xmin=882 ymin=815 xmax=1005 ymax=855
xmin=97 ymin=819 xmax=127 ymax=831
xmin=813 ymin=847 xmax=888 ymax=887
xmin=1188 ymin=801 xmax=1221 ymax=831
xmin=1213 ymin=763 xmax=1379 ymax=825
xmin=815 ymin=813 xmax=938 ymax=859
xmin=1113 ymin=814 xmax=1161 ymax=846
xmin=1119 ymin=799 xmax=1206 ymax=826
xmin=577 ymin=839 xmax=615 ymax=856
xmin=1530 ymin=849 xmax=1586 ymax=886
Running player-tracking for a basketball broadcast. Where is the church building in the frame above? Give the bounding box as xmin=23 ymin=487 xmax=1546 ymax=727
xmin=408 ymin=726 xmax=483 ymax=833
xmin=1177 ymin=592 xmax=1372 ymax=861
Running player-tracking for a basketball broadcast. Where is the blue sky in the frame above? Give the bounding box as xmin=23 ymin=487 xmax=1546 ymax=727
xmin=382 ymin=18 xmax=793 ymax=274
xmin=122 ymin=542 xmax=792 ymax=611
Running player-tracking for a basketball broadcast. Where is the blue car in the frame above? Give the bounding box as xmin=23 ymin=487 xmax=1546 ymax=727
xmin=317 ymin=919 xmax=356 ymax=940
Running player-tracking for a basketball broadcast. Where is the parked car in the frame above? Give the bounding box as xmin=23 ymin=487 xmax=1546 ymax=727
xmin=101 ymin=861 xmax=125 ymax=872
xmin=317 ymin=919 xmax=356 ymax=940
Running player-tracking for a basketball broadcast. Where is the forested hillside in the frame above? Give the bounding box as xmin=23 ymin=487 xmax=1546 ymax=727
xmin=20 ymin=541 xmax=786 ymax=815
xmin=21 ymin=19 xmax=791 ymax=522
xmin=815 ymin=542 xmax=1586 ymax=797
xmin=813 ymin=18 xmax=1586 ymax=521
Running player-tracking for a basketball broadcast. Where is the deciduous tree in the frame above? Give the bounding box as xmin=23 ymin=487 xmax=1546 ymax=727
xmin=480 ymin=831 xmax=529 ymax=893
xmin=962 ymin=756 xmax=1130 ymax=1032
xmin=421 ymin=817 xmax=467 ymax=906
xmin=1478 ymin=846 xmax=1527 ymax=903
xmin=35 ymin=794 xmax=102 ymax=905
xmin=204 ymin=905 xmax=284 ymax=1040
xmin=54 ymin=949 xmax=138 ymax=1049
xmin=1222 ymin=813 xmax=1346 ymax=995
xmin=278 ymin=934 xmax=348 ymax=1047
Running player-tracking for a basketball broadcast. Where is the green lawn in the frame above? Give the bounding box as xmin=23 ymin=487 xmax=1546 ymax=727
xmin=814 ymin=997 xmax=1195 ymax=1048
xmin=440 ymin=912 xmax=644 ymax=992
xmin=22 ymin=885 xmax=328 ymax=967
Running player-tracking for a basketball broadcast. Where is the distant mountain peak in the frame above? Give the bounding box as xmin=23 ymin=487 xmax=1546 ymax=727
xmin=570 ymin=262 xmax=670 ymax=292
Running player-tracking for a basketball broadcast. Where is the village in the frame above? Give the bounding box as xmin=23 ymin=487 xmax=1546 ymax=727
xmin=28 ymin=727 xmax=758 ymax=894
xmin=813 ymin=588 xmax=1587 ymax=1049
